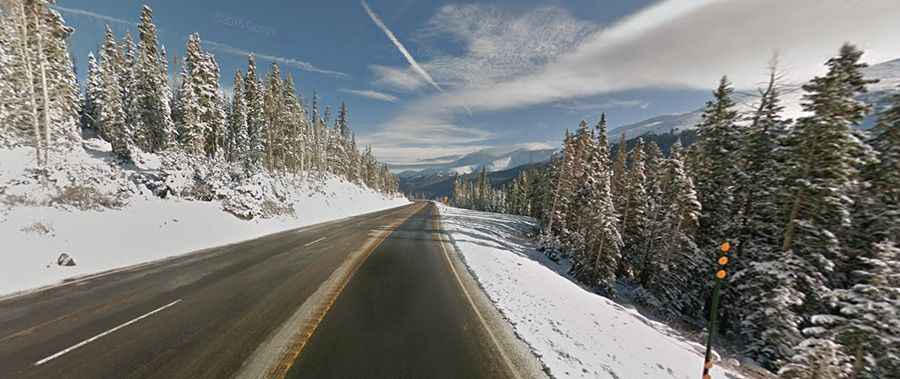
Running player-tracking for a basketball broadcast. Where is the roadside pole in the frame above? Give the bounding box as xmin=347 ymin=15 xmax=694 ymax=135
xmin=701 ymin=241 xmax=731 ymax=379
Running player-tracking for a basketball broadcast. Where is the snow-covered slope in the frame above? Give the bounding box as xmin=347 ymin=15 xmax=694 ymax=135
xmin=437 ymin=204 xmax=751 ymax=379
xmin=393 ymin=146 xmax=555 ymax=178
xmin=0 ymin=143 xmax=408 ymax=296
xmin=609 ymin=57 xmax=900 ymax=139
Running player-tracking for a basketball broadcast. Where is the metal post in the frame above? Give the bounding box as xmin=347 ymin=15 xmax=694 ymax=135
xmin=702 ymin=241 xmax=731 ymax=379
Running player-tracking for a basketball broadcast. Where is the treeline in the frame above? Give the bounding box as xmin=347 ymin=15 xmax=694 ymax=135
xmin=449 ymin=167 xmax=508 ymax=213
xmin=453 ymin=45 xmax=899 ymax=378
xmin=0 ymin=1 xmax=398 ymax=194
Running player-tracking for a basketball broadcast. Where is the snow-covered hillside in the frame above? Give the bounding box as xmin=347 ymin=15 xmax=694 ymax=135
xmin=0 ymin=142 xmax=408 ymax=296
xmin=393 ymin=146 xmax=555 ymax=178
xmin=609 ymin=57 xmax=900 ymax=139
xmin=437 ymin=204 xmax=757 ymax=379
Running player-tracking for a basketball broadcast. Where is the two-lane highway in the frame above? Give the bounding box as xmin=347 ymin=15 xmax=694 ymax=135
xmin=0 ymin=202 xmax=540 ymax=378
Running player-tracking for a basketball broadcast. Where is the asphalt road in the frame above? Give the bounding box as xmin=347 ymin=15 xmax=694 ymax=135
xmin=285 ymin=203 xmax=515 ymax=379
xmin=0 ymin=202 xmax=522 ymax=379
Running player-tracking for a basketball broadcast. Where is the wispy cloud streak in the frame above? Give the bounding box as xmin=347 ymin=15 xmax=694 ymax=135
xmin=52 ymin=5 xmax=135 ymax=27
xmin=339 ymin=88 xmax=399 ymax=102
xmin=361 ymin=0 xmax=442 ymax=93
xmin=203 ymin=41 xmax=348 ymax=78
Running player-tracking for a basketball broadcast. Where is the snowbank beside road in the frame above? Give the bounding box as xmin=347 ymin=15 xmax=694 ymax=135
xmin=437 ymin=204 xmax=743 ymax=379
xmin=0 ymin=146 xmax=408 ymax=296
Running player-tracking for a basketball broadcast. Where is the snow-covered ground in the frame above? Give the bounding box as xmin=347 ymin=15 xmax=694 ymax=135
xmin=437 ymin=204 xmax=746 ymax=379
xmin=1 ymin=144 xmax=408 ymax=296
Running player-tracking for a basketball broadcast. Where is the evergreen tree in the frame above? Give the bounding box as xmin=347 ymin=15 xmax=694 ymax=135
xmin=225 ymin=70 xmax=248 ymax=165
xmin=693 ymin=76 xmax=742 ymax=251
xmin=81 ymin=52 xmax=101 ymax=133
xmin=578 ymin=116 xmax=622 ymax=293
xmin=727 ymin=64 xmax=806 ymax=370
xmin=782 ymin=43 xmax=877 ymax=376
xmin=645 ymin=142 xmax=705 ymax=318
xmin=622 ymin=138 xmax=649 ymax=278
xmin=611 ymin=131 xmax=629 ymax=226
xmin=244 ymin=55 xmax=266 ymax=169
xmin=134 ymin=5 xmax=174 ymax=152
xmin=97 ymin=26 xmax=130 ymax=159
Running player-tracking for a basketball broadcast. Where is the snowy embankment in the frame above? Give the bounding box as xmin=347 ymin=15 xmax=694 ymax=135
xmin=0 ymin=143 xmax=408 ymax=296
xmin=437 ymin=204 xmax=745 ymax=379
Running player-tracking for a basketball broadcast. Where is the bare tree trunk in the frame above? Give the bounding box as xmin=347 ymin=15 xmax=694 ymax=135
xmin=32 ymin=0 xmax=50 ymax=165
xmin=14 ymin=0 xmax=42 ymax=167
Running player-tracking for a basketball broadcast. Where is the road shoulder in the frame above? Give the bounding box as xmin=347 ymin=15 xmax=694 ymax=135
xmin=432 ymin=203 xmax=549 ymax=379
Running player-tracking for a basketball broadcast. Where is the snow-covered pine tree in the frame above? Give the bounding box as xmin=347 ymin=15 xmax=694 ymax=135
xmin=37 ymin=2 xmax=79 ymax=154
xmin=581 ymin=116 xmax=622 ymax=294
xmin=0 ymin=0 xmax=41 ymax=153
xmin=622 ymin=138 xmax=649 ymax=279
xmin=779 ymin=338 xmax=851 ymax=379
xmin=134 ymin=5 xmax=174 ymax=153
xmin=97 ymin=25 xmax=130 ymax=159
xmin=0 ymin=1 xmax=79 ymax=161
xmin=174 ymin=68 xmax=201 ymax=155
xmin=225 ymin=70 xmax=248 ymax=166
xmin=244 ymin=55 xmax=266 ymax=170
xmin=693 ymin=76 xmax=742 ymax=253
xmin=611 ymin=131 xmax=629 ymax=226
xmin=566 ymin=120 xmax=595 ymax=251
xmin=865 ymin=90 xmax=900 ymax=243
xmin=637 ymin=140 xmax=666 ymax=286
xmin=337 ymin=102 xmax=350 ymax=140
xmin=646 ymin=141 xmax=706 ymax=319
xmin=262 ymin=63 xmax=284 ymax=170
xmin=119 ymin=31 xmax=137 ymax=141
xmin=782 ymin=43 xmax=878 ymax=377
xmin=281 ymin=73 xmax=306 ymax=173
xmin=727 ymin=62 xmax=806 ymax=370
xmin=81 ymin=52 xmax=102 ymax=133
xmin=823 ymin=240 xmax=900 ymax=378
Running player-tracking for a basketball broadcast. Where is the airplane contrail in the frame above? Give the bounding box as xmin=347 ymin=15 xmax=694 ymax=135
xmin=360 ymin=0 xmax=443 ymax=94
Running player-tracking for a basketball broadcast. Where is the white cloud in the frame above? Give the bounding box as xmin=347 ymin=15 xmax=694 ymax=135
xmin=52 ymin=5 xmax=135 ymax=27
xmin=361 ymin=0 xmax=443 ymax=93
xmin=373 ymin=146 xmax=487 ymax=165
xmin=203 ymin=41 xmax=348 ymax=78
xmin=416 ymin=4 xmax=598 ymax=88
xmin=366 ymin=0 xmax=900 ymax=161
xmin=370 ymin=64 xmax=426 ymax=92
xmin=430 ymin=0 xmax=900 ymax=113
xmin=338 ymin=88 xmax=399 ymax=102
xmin=554 ymin=98 xmax=650 ymax=112
xmin=364 ymin=4 xmax=594 ymax=161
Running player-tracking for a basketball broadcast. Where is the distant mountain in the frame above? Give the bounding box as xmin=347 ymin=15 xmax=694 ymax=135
xmin=608 ymin=57 xmax=900 ymax=139
xmin=395 ymin=146 xmax=556 ymax=198
xmin=400 ymin=162 xmax=548 ymax=199
xmin=392 ymin=146 xmax=555 ymax=178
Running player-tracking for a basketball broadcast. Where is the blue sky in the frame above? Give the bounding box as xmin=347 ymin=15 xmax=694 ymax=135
xmin=55 ymin=0 xmax=900 ymax=163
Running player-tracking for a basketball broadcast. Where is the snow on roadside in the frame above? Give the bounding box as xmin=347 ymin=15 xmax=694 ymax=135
xmin=1 ymin=145 xmax=408 ymax=296
xmin=437 ymin=204 xmax=743 ymax=379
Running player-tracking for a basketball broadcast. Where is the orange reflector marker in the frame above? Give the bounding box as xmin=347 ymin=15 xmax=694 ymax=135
xmin=704 ymin=375 xmax=712 ymax=379
xmin=705 ymin=361 xmax=714 ymax=369
xmin=718 ymin=256 xmax=729 ymax=265
xmin=720 ymin=241 xmax=731 ymax=253
xmin=716 ymin=270 xmax=727 ymax=279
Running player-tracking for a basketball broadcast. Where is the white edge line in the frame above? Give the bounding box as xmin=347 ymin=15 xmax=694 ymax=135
xmin=435 ymin=212 xmax=520 ymax=379
xmin=34 ymin=299 xmax=183 ymax=366
xmin=304 ymin=237 xmax=327 ymax=247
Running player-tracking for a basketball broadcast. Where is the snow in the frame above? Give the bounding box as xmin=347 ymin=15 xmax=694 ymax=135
xmin=450 ymin=165 xmax=475 ymax=175
xmin=489 ymin=156 xmax=512 ymax=171
xmin=437 ymin=204 xmax=744 ymax=379
xmin=0 ymin=145 xmax=408 ymax=296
